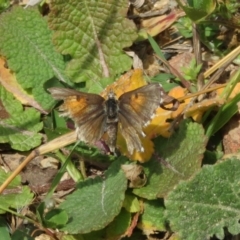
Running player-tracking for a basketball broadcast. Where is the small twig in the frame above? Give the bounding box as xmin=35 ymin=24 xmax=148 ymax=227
xmin=192 ymin=23 xmax=204 ymax=91
xmin=0 ymin=132 xmax=77 ymax=194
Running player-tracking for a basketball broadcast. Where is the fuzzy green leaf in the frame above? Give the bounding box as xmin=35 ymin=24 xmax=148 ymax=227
xmin=0 ymin=169 xmax=34 ymax=214
xmin=0 ymin=187 xmax=33 ymax=214
xmin=165 ymin=158 xmax=240 ymax=240
xmin=133 ymin=121 xmax=208 ymax=199
xmin=59 ymin=160 xmax=128 ymax=234
xmin=140 ymin=200 xmax=166 ymax=232
xmin=0 ymin=6 xmax=71 ymax=111
xmin=106 ymin=209 xmax=131 ymax=239
xmin=123 ymin=194 xmax=140 ymax=213
xmin=44 ymin=209 xmax=68 ymax=228
xmin=0 ymin=216 xmax=11 ymax=240
xmin=0 ymin=85 xmax=42 ymax=151
xmin=48 ymin=0 xmax=137 ymax=85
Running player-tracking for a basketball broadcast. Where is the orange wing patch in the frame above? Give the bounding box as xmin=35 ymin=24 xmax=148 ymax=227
xmin=61 ymin=96 xmax=89 ymax=117
xmin=129 ymin=93 xmax=147 ymax=113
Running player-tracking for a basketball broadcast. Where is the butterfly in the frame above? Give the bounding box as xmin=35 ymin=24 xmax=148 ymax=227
xmin=48 ymin=83 xmax=178 ymax=154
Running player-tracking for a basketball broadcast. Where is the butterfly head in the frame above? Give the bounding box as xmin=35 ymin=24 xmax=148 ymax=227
xmin=107 ymin=89 xmax=117 ymax=100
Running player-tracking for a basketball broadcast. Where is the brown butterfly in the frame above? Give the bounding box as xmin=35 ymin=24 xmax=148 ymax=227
xmin=48 ymin=83 xmax=178 ymax=154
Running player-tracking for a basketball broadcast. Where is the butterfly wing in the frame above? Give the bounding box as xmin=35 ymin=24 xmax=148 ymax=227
xmin=118 ymin=83 xmax=163 ymax=154
xmin=49 ymin=88 xmax=107 ymax=144
xmin=118 ymin=113 xmax=144 ymax=154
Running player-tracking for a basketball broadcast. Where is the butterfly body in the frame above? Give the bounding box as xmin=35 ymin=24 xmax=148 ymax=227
xmin=105 ymin=91 xmax=119 ymax=122
xmin=103 ymin=91 xmax=119 ymax=152
xmin=49 ymin=83 xmax=169 ymax=154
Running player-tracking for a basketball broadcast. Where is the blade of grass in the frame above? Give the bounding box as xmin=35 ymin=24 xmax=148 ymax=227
xmin=44 ymin=141 xmax=82 ymax=200
xmin=205 ymin=70 xmax=240 ymax=137
xmin=205 ymin=93 xmax=240 ymax=137
xmin=55 ymin=150 xmax=83 ymax=182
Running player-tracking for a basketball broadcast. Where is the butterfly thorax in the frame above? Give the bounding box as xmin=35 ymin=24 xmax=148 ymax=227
xmin=103 ymin=90 xmax=119 ymax=153
xmin=105 ymin=91 xmax=119 ymax=123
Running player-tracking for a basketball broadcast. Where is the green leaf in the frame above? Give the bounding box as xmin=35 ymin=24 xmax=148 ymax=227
xmin=88 ymin=76 xmax=116 ymax=94
xmin=11 ymin=229 xmax=34 ymax=240
xmin=36 ymin=202 xmax=45 ymax=225
xmin=0 ymin=170 xmax=34 ymax=214
xmin=0 ymin=85 xmax=43 ymax=151
xmin=177 ymin=0 xmax=216 ymax=22
xmin=181 ymin=58 xmax=202 ymax=82
xmin=133 ymin=121 xmax=208 ymax=199
xmin=0 ymin=0 xmax=9 ymax=13
xmin=80 ymin=229 xmax=106 ymax=240
xmin=106 ymin=209 xmax=131 ymax=239
xmin=205 ymin=70 xmax=240 ymax=137
xmin=140 ymin=200 xmax=166 ymax=232
xmin=165 ymin=158 xmax=240 ymax=240
xmin=0 ymin=216 xmax=10 ymax=240
xmin=174 ymin=16 xmax=193 ymax=38
xmin=0 ymin=6 xmax=71 ymax=111
xmin=59 ymin=159 xmax=128 ymax=234
xmin=70 ymin=142 xmax=116 ymax=165
xmin=44 ymin=209 xmax=68 ymax=228
xmin=123 ymin=193 xmax=140 ymax=213
xmin=0 ymin=169 xmax=21 ymax=188
xmin=148 ymin=34 xmax=166 ymax=60
xmin=151 ymin=73 xmax=178 ymax=92
xmin=0 ymin=186 xmax=34 ymax=212
xmin=206 ymin=93 xmax=240 ymax=137
xmin=48 ymin=0 xmax=137 ymax=85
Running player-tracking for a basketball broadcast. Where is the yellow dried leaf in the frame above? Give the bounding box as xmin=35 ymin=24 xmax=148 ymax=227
xmin=101 ymin=69 xmax=146 ymax=98
xmin=0 ymin=58 xmax=46 ymax=113
xmin=185 ymin=98 xmax=225 ymax=122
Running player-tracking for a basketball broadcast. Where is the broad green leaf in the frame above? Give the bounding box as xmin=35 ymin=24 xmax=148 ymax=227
xmin=139 ymin=200 xmax=166 ymax=232
xmin=106 ymin=209 xmax=131 ymax=239
xmin=0 ymin=216 xmax=11 ymax=240
xmin=166 ymin=158 xmax=240 ymax=240
xmin=0 ymin=85 xmax=43 ymax=151
xmin=44 ymin=209 xmax=68 ymax=228
xmin=48 ymin=0 xmax=137 ymax=85
xmin=0 ymin=6 xmax=71 ymax=111
xmin=0 ymin=169 xmax=21 ymax=188
xmin=0 ymin=170 xmax=33 ymax=214
xmin=133 ymin=121 xmax=207 ymax=199
xmin=59 ymin=159 xmax=128 ymax=234
xmin=0 ymin=187 xmax=33 ymax=212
